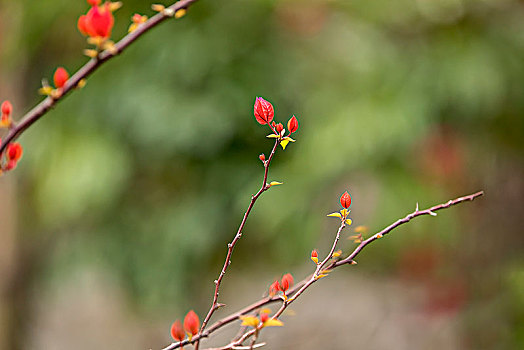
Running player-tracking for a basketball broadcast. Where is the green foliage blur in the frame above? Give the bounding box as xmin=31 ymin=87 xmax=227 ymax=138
xmin=1 ymin=0 xmax=523 ymax=349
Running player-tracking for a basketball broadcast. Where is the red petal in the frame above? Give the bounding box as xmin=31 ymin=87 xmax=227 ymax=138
xmin=280 ymin=273 xmax=294 ymax=291
xmin=287 ymin=115 xmax=298 ymax=133
xmin=340 ymin=191 xmax=351 ymax=209
xmin=77 ymin=15 xmax=90 ymax=36
xmin=86 ymin=4 xmax=114 ymax=38
xmin=254 ymin=97 xmax=274 ymax=125
xmin=183 ymin=310 xmax=200 ymax=336
xmin=170 ymin=320 xmax=185 ymax=341
xmin=269 ymin=280 xmax=280 ymax=295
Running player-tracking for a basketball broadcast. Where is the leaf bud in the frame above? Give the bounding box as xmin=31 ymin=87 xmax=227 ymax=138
xmin=340 ymin=191 xmax=351 ymax=209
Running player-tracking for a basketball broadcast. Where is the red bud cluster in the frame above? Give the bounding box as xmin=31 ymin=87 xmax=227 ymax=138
xmin=78 ymin=1 xmax=115 ymax=39
xmin=1 ymin=142 xmax=23 ymax=172
xmin=253 ymin=97 xmax=300 ymax=152
xmin=170 ymin=310 xmax=201 ymax=342
xmin=269 ymin=273 xmax=294 ymax=297
xmin=0 ymin=101 xmax=23 ymax=173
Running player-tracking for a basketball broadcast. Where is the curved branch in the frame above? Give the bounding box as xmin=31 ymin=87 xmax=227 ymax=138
xmin=161 ymin=190 xmax=484 ymax=349
xmin=0 ymin=0 xmax=200 ymax=155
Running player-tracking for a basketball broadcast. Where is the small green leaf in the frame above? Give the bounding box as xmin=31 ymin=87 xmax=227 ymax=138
xmin=269 ymin=181 xmax=283 ymax=186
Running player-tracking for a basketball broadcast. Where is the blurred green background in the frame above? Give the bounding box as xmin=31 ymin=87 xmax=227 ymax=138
xmin=0 ymin=0 xmax=523 ymax=349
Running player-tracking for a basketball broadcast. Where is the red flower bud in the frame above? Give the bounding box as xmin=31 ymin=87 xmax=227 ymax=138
xmin=260 ymin=312 xmax=269 ymax=323
xmin=183 ymin=310 xmax=200 ymax=336
xmin=269 ymin=280 xmax=280 ymax=296
xmin=280 ymin=273 xmax=294 ymax=292
xmin=87 ymin=0 xmax=101 ymax=6
xmin=170 ymin=320 xmax=185 ymax=341
xmin=1 ymin=101 xmax=12 ymax=117
xmin=253 ymin=97 xmax=274 ymax=125
xmin=311 ymin=249 xmax=319 ymax=264
xmin=340 ymin=191 xmax=351 ymax=209
xmin=275 ymin=123 xmax=284 ymax=134
xmin=79 ymin=3 xmax=114 ymax=39
xmin=53 ymin=67 xmax=69 ymax=89
xmin=259 ymin=153 xmax=265 ymax=162
xmin=6 ymin=143 xmax=23 ymax=162
xmin=132 ymin=13 xmax=147 ymax=23
xmin=287 ymin=115 xmax=298 ymax=134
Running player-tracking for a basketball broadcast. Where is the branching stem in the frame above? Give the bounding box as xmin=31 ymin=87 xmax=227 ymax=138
xmin=162 ymin=190 xmax=483 ymax=350
xmin=0 ymin=0 xmax=200 ymax=155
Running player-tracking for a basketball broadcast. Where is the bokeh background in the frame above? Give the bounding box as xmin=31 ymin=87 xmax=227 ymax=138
xmin=0 ymin=0 xmax=523 ymax=349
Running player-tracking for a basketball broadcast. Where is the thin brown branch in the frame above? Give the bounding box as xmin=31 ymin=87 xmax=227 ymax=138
xmin=0 ymin=0 xmax=200 ymax=155
xmin=193 ymin=139 xmax=280 ymax=350
xmin=331 ymin=190 xmax=485 ymax=268
xmin=191 ymin=190 xmax=484 ymax=350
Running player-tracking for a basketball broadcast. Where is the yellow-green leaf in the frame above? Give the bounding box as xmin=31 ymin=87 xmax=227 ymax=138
xmin=239 ymin=315 xmax=260 ymax=328
xmin=266 ymin=134 xmax=279 ymax=139
xmin=269 ymin=181 xmax=283 ymax=186
xmin=175 ymin=8 xmax=187 ymax=18
xmin=38 ymin=86 xmax=53 ymax=96
xmin=262 ymin=319 xmax=284 ymax=327
xmin=327 ymin=212 xmax=342 ymax=218
xmin=282 ymin=136 xmax=296 ymax=142
xmin=345 ymin=219 xmax=352 ymax=226
xmin=280 ymin=139 xmax=290 ymax=150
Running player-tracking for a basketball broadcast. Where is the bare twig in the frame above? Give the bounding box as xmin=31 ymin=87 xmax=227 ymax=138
xmin=331 ymin=190 xmax=485 ymax=268
xmin=0 ymin=0 xmax=200 ymax=155
xmin=186 ymin=139 xmax=279 ymax=350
